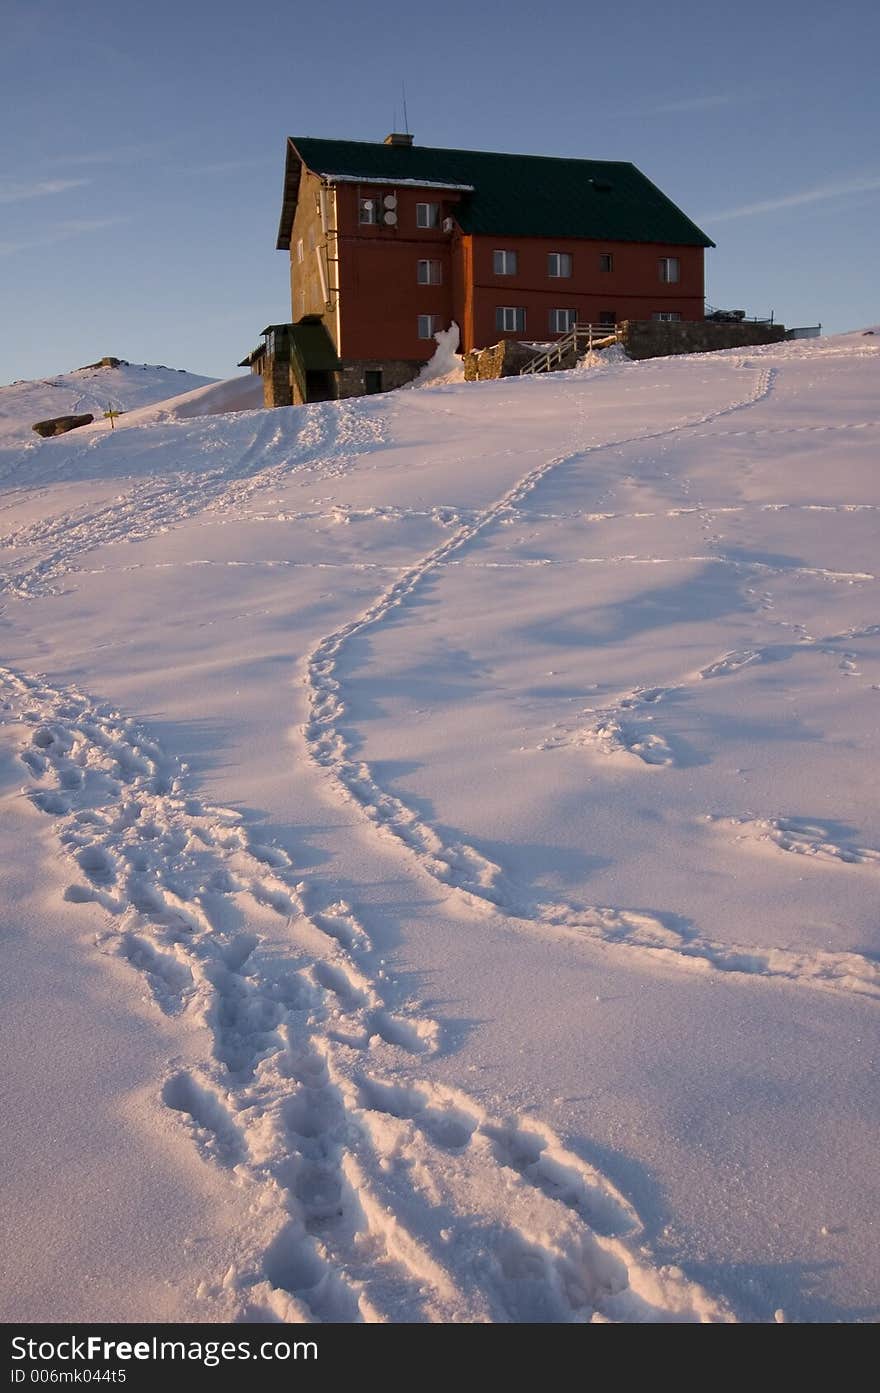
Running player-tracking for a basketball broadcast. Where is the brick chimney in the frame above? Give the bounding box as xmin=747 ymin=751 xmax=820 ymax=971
xmin=384 ymin=132 xmax=413 ymax=147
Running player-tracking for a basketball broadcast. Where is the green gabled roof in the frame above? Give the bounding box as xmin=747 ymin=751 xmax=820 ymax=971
xmin=280 ymin=137 xmax=714 ymax=249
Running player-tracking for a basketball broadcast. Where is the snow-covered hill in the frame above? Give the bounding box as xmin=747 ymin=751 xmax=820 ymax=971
xmin=0 ymin=359 xmax=218 ymax=456
xmin=0 ymin=331 xmax=878 ymax=1323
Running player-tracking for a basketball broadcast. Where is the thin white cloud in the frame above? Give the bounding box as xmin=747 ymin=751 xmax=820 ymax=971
xmin=47 ymin=142 xmax=164 ymax=167
xmin=0 ymin=177 xmax=89 ymax=205
xmin=653 ymin=93 xmax=737 ymax=114
xmin=175 ymin=159 xmax=269 ymax=176
xmin=0 ymin=217 xmax=128 ymax=257
xmin=703 ymin=174 xmax=880 ymax=223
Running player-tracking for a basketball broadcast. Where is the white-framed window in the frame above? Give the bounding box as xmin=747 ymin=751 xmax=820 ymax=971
xmin=418 ymin=314 xmax=441 ymax=339
xmin=599 ymin=252 xmax=613 ymax=272
xmin=296 ymin=239 xmax=304 ymax=263
xmin=359 ymin=196 xmax=377 ymax=224
xmin=548 ymin=252 xmax=573 ymax=278
xmin=652 ymin=311 xmax=682 ymax=321
xmin=493 ymin=249 xmax=518 ymax=275
xmin=416 ymin=202 xmax=440 ymax=228
xmin=658 ymin=257 xmax=680 ymax=283
xmin=496 ymin=306 xmax=526 ymax=333
xmin=417 ymin=259 xmax=442 ymax=285
xmin=549 ymin=308 xmax=577 ymax=333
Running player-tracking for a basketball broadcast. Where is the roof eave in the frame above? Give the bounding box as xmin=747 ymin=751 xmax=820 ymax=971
xmin=276 ymin=138 xmax=303 ymax=251
xmin=628 ymin=163 xmax=715 ymax=249
xmin=320 ymin=173 xmax=474 ymax=192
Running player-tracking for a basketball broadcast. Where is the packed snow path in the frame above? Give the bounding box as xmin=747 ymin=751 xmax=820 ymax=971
xmin=2 ymin=333 xmax=879 ymax=1322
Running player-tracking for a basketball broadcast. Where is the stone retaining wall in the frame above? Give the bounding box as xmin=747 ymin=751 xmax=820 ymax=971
xmin=335 ymin=360 xmax=422 ymax=398
xmin=619 ymin=319 xmax=786 ymax=360
xmin=464 ymin=340 xmax=538 ymax=381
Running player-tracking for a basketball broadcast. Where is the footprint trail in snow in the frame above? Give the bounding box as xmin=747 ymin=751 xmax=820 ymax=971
xmin=0 ymin=666 xmax=730 ymax=1323
xmin=301 ymin=365 xmax=880 ymax=1001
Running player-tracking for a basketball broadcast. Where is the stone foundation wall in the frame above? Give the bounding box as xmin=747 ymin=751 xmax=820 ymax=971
xmin=262 ymin=357 xmax=294 ymax=408
xmin=259 ymin=356 xmax=423 ymax=406
xmin=619 ymin=319 xmax=786 ymax=360
xmin=464 ymin=340 xmax=537 ymax=381
xmin=335 ymin=360 xmax=422 ymax=398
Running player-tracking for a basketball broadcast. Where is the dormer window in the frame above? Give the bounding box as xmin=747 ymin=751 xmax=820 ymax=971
xmin=359 ymin=197 xmax=377 ymax=225
xmin=416 ymin=202 xmax=441 ymax=228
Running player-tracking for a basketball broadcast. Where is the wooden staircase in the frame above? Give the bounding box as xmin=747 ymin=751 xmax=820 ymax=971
xmin=520 ymin=322 xmax=620 ymax=376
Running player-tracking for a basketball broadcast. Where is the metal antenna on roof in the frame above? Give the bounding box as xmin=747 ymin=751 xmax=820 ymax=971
xmin=402 ymin=82 xmax=410 ymax=136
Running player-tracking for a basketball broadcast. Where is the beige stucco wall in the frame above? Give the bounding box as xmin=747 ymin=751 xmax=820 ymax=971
xmin=288 ymin=171 xmax=339 ymax=349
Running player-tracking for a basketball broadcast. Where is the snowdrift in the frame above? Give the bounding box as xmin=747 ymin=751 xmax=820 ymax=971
xmin=111 ymin=373 xmax=264 ymax=429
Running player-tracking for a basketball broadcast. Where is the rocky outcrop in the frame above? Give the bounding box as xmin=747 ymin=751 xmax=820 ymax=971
xmin=78 ymin=357 xmax=128 ymax=370
xmin=32 ymin=413 xmax=95 ymax=438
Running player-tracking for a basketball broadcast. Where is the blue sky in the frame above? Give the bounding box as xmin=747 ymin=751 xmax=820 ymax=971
xmin=2 ymin=0 xmax=877 ymax=384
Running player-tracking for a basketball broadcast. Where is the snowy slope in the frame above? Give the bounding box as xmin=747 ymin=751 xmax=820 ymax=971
xmin=0 ymin=360 xmax=217 ymax=460
xmin=0 ymin=331 xmax=878 ymax=1323
xmin=105 ymin=372 xmax=263 ymax=428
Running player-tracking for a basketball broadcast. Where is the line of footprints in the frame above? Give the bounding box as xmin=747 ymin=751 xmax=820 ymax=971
xmin=1 ymin=665 xmax=728 ymax=1323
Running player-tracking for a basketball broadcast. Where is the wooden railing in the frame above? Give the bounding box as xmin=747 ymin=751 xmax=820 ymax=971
xmin=520 ymin=322 xmax=619 ymax=375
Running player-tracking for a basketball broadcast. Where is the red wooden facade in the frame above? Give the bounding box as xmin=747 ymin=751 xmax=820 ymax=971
xmin=335 ymin=199 xmax=705 ymax=362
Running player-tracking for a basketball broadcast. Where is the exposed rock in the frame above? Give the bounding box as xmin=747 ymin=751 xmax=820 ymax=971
xmin=78 ymin=356 xmax=129 ymax=370
xmin=32 ymin=413 xmax=95 ymax=438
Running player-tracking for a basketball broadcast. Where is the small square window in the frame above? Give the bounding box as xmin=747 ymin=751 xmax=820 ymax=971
xmin=418 ymin=314 xmax=441 ymax=339
xmin=599 ymin=253 xmax=613 ymax=272
xmin=599 ymin=311 xmax=616 ymax=326
xmin=658 ymin=257 xmax=680 ymax=283
xmin=496 ymin=307 xmax=526 ymax=333
xmin=365 ymin=370 xmax=383 ymax=394
xmin=417 ymin=259 xmax=442 ymax=285
xmin=548 ymin=252 xmax=573 ymax=278
xmin=493 ymin=249 xmax=518 ymax=275
xmin=416 ymin=202 xmax=440 ymax=228
xmin=549 ymin=308 xmax=577 ymax=333
xmin=359 ymin=197 xmax=377 ymax=225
